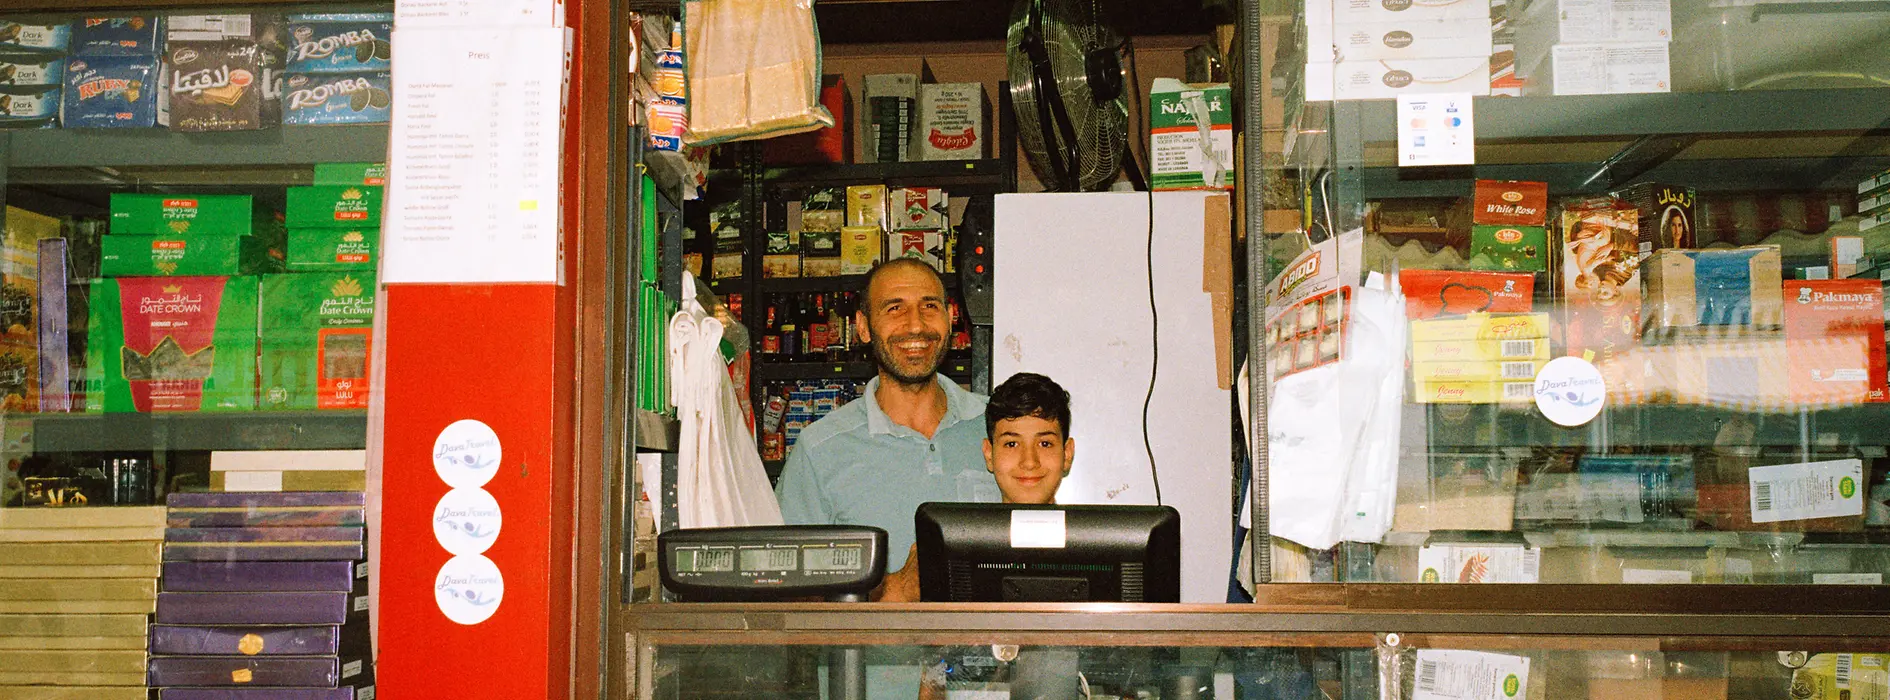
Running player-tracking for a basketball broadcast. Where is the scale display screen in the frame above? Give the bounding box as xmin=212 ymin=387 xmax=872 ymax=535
xmin=804 ymin=546 xmax=862 ymax=571
xmin=673 ymin=549 xmax=735 ymax=573
xmin=741 ymin=548 xmax=798 ymax=571
xmin=658 ymin=525 xmax=887 ymax=602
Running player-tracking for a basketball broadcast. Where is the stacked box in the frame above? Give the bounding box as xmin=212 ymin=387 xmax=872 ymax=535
xmin=3 ymin=206 xmax=63 ymax=411
xmin=1783 ymin=280 xmax=1888 ymax=403
xmin=1516 ymin=0 xmax=1672 ymax=95
xmin=84 ymin=276 xmax=259 ymax=413
xmin=762 ymin=379 xmax=869 ymax=458
xmin=154 ymin=491 xmax=374 ymax=699
xmin=1641 ymin=246 xmax=1783 ymax=334
xmin=862 ymin=74 xmax=916 ymax=163
xmin=1301 ymin=0 xmax=1495 ymax=101
xmin=0 ymin=19 xmax=68 ymax=130
xmin=1861 ymin=168 xmax=1890 ymax=234
xmin=1612 ymin=183 xmax=1695 ymax=259
xmin=1410 ymin=313 xmax=1552 ymax=404
xmin=1149 ymin=79 xmax=1233 ymax=191
xmin=286 ymin=168 xmax=381 ymax=272
xmin=1469 ymin=180 xmax=1549 ymax=272
xmin=281 ymin=15 xmax=391 ymax=127
xmin=0 ymin=506 xmax=164 ymax=699
xmin=258 ymin=273 xmax=374 ymax=411
xmin=1558 ymin=198 xmax=1643 ymax=379
xmin=911 ymin=83 xmax=986 ymax=161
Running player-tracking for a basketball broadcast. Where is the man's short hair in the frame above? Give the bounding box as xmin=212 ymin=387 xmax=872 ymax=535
xmin=859 ymin=257 xmax=947 ymax=310
xmin=985 ymin=372 xmax=1072 ymax=439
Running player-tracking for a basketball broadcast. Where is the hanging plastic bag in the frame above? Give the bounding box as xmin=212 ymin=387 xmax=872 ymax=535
xmin=669 ymin=272 xmax=783 ymax=529
xmin=682 ymin=0 xmax=835 ymax=146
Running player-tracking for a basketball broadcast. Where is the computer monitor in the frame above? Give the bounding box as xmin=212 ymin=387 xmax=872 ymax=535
xmin=914 ymin=502 xmax=1181 ymax=603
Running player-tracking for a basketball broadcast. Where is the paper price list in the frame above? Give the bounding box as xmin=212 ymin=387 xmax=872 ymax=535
xmin=396 ymin=0 xmax=565 ymax=28
xmin=385 ymin=27 xmax=567 ymax=284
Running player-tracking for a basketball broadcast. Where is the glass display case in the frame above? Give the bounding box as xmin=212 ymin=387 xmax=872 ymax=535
xmin=1259 ymin=0 xmax=1890 ymax=587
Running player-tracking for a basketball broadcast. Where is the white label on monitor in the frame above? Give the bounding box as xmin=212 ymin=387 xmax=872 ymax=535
xmin=1009 ymin=510 xmax=1067 ymax=549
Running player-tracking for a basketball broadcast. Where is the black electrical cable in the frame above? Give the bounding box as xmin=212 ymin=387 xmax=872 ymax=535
xmin=1126 ymin=36 xmax=1162 ymax=507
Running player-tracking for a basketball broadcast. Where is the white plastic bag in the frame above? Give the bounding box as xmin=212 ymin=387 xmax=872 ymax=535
xmin=682 ymin=0 xmax=834 ymax=146
xmin=669 ymin=273 xmax=783 ymax=529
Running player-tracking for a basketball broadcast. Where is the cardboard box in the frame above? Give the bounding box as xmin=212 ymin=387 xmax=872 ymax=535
xmin=285 ymin=228 xmax=376 ymax=271
xmin=286 ymin=186 xmax=382 ymax=227
xmin=1150 ymin=79 xmax=1233 ymax=191
xmin=1392 ymin=451 xmax=1520 ymax=532
xmin=0 ymin=53 xmax=67 ymax=87
xmin=166 ymin=40 xmax=271 ymax=132
xmin=1307 ymin=18 xmax=1494 ymax=61
xmin=891 ymin=187 xmax=948 ymax=231
xmin=84 ymin=276 xmax=258 ymax=413
xmin=1469 ymin=225 xmax=1548 ymax=272
xmin=73 ymin=16 xmax=164 ymax=57
xmin=99 ymin=235 xmax=276 ymax=277
xmin=1517 ymin=0 xmax=1672 ymax=45
xmin=1472 ymin=180 xmax=1548 ymax=225
xmin=282 ymin=71 xmax=390 ymax=125
xmin=1307 ymin=0 xmax=1493 ymax=24
xmin=1530 ymin=42 xmax=1670 ymax=95
xmin=1416 ymin=543 xmax=1539 ymax=583
xmin=761 ymin=254 xmax=800 ymax=278
xmin=1559 ymin=200 xmax=1642 ymax=363
xmin=839 ymin=226 xmax=881 ymax=276
xmin=1305 ymin=56 xmax=1491 ymax=100
xmin=61 ymin=56 xmax=163 ymax=129
xmin=1613 ymin=183 xmax=1695 ymax=257
xmin=1783 ymin=280 xmax=1886 ymax=402
xmin=259 ymin=273 xmax=374 ymax=411
xmin=1401 ymin=269 xmax=1534 ymax=319
xmin=1643 ymin=247 xmax=1783 ymax=331
xmin=284 ymin=18 xmax=390 ymax=74
xmin=109 ymin=193 xmax=252 ymax=236
xmin=3 ymin=206 xmax=59 ymax=412
xmin=167 ymin=13 xmax=277 ymax=42
xmin=1413 ymin=359 xmax=1545 ymax=382
xmin=313 ymin=162 xmax=386 ymax=186
xmin=1860 ymin=167 xmax=1890 ymax=197
xmin=911 ymin=82 xmax=986 ymax=161
xmin=862 ymin=73 xmax=917 ymax=164
xmin=888 ymin=229 xmax=946 ymax=272
xmin=1409 ymin=312 xmax=1551 ymax=342
xmin=845 ymin=185 xmax=887 ymax=229
xmin=1413 ymin=380 xmax=1536 ymax=403
xmin=1412 ymin=337 xmax=1550 ymax=362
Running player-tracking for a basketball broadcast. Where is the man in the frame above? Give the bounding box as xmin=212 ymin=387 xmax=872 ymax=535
xmin=875 ymin=372 xmax=1076 ymax=602
xmin=774 ymin=258 xmax=998 ymax=558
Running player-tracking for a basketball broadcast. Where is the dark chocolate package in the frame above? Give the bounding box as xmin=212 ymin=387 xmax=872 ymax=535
xmin=0 ymin=85 xmax=59 ymax=129
xmin=156 ymin=591 xmax=365 ymax=625
xmin=0 ymin=20 xmax=70 ymax=52
xmin=168 ymin=491 xmax=365 ymax=508
xmin=146 ymin=655 xmax=354 ymax=687
xmin=150 ymin=625 xmax=341 ymax=656
xmin=282 ymin=72 xmax=388 ymax=125
xmin=73 ymin=16 xmax=163 ymax=56
xmin=285 ymin=20 xmax=390 ymax=74
xmin=161 ymin=688 xmax=367 ymax=700
xmin=62 ymin=55 xmax=161 ymax=128
xmin=162 ymin=561 xmax=358 ymax=592
xmin=0 ymin=53 xmax=65 ymax=86
xmin=168 ymin=41 xmax=268 ymax=132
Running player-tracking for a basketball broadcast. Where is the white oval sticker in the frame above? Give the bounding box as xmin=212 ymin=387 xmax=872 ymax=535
xmin=432 ymin=488 xmax=502 ymax=556
xmin=432 ymin=419 xmax=502 ymax=489
xmin=1533 ymin=356 xmax=1606 ymax=427
xmin=434 ymin=554 xmax=504 ymax=625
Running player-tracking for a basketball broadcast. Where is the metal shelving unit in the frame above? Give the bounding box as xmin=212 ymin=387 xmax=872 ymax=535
xmin=2 ymin=125 xmax=391 ymax=169
xmin=28 ymin=411 xmax=369 ymax=453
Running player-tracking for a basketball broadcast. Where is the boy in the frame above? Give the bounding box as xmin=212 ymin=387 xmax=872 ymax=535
xmin=874 ymin=372 xmax=1076 ymax=601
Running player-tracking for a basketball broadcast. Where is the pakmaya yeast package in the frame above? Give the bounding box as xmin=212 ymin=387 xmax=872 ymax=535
xmin=86 ymin=276 xmax=258 ymax=413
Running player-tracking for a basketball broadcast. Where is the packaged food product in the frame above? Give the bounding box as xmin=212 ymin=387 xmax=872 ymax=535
xmin=286 ymin=186 xmax=383 ymax=227
xmin=1401 ymin=269 xmax=1534 ymax=319
xmin=1558 ymin=199 xmax=1641 ymax=364
xmin=840 ymin=225 xmax=881 ymax=275
xmin=1472 ymin=179 xmax=1547 ymax=225
xmin=1613 ymin=183 xmax=1695 ymax=257
xmin=1412 ymin=337 xmax=1549 ymax=362
xmin=1409 ymin=312 xmax=1551 ymax=343
xmin=1641 ymin=246 xmax=1783 ymax=332
xmin=73 ymin=16 xmax=162 ymax=56
xmin=285 ymin=19 xmax=390 ymax=73
xmin=61 ymin=55 xmax=161 ymax=128
xmin=845 ymin=185 xmax=887 ymax=229
xmin=1783 ymin=279 xmax=1887 ymax=402
xmin=1412 ymin=380 xmax=1536 ymax=404
xmin=286 ymin=228 xmax=377 ymax=271
xmin=891 ymin=187 xmax=948 ymax=231
xmin=99 ymin=235 xmax=275 ymax=277
xmin=167 ymin=40 xmax=270 ymax=132
xmin=0 ymin=85 xmax=59 ymax=129
xmin=312 ymin=162 xmax=387 ymax=186
xmin=911 ymin=82 xmax=986 ymax=161
xmin=282 ymin=71 xmax=390 ymax=125
xmin=0 ymin=53 xmax=66 ymax=86
xmin=260 ymin=272 xmax=375 ymax=411
xmin=0 ymin=20 xmax=71 ymax=52
xmin=85 ymin=276 xmax=259 ymax=413
xmin=1790 ymin=653 xmax=1889 ymax=699
xmin=1149 ymin=79 xmax=1233 ymax=191
xmin=110 ymin=194 xmax=254 ymax=236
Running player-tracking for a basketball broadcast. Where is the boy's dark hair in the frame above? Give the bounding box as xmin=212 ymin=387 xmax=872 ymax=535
xmin=985 ymin=372 xmax=1072 ymax=439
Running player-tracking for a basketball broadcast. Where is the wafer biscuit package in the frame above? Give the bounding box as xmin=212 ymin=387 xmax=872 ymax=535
xmin=73 ymin=16 xmax=162 ymax=57
xmin=62 ymin=55 xmax=162 ymax=128
xmin=0 ymin=20 xmax=71 ymax=52
xmin=167 ymin=41 xmax=269 ymax=132
xmin=0 ymin=53 xmax=66 ymax=86
xmin=0 ymin=85 xmax=59 ymax=128
xmin=84 ymin=276 xmax=258 ymax=413
xmin=282 ymin=71 xmax=389 ymax=124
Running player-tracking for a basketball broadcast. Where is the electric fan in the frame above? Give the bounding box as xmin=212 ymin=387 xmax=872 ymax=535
xmin=1007 ymin=0 xmax=1139 ymax=192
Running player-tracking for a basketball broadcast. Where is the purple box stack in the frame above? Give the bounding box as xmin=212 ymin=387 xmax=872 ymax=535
xmin=153 ymin=492 xmax=375 ymax=700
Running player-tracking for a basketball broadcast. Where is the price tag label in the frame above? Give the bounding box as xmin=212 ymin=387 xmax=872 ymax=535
xmin=1413 ymin=649 xmax=1530 ymax=700
xmin=1748 ymin=459 xmax=1864 ymax=523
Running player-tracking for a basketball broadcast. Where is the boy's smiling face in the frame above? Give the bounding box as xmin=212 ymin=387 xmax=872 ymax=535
xmin=984 ymin=414 xmax=1075 ymax=505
